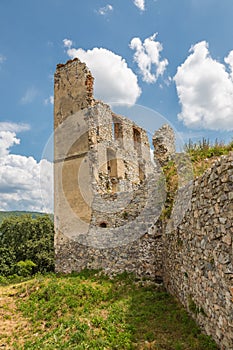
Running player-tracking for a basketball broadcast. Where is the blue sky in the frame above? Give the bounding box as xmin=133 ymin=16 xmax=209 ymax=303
xmin=0 ymin=0 xmax=233 ymax=211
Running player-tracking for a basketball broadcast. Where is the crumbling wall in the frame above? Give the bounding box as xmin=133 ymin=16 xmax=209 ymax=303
xmin=87 ymin=103 xmax=152 ymax=194
xmin=54 ymin=58 xmax=94 ymax=129
xmin=54 ymin=57 xmax=233 ymax=349
xmin=55 ymin=172 xmax=166 ymax=279
xmin=163 ymin=154 xmax=233 ymax=349
xmin=153 ymin=124 xmax=175 ymax=166
xmin=54 ymin=58 xmax=165 ymax=279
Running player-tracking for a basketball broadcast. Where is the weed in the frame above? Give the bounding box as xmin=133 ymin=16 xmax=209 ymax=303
xmin=185 ymin=138 xmax=233 ymax=177
xmin=188 ymin=296 xmax=199 ymax=314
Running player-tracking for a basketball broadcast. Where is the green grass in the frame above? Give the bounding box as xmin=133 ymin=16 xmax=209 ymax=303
xmin=0 ymin=271 xmax=218 ymax=349
xmin=184 ymin=138 xmax=233 ymax=177
xmin=160 ymin=138 xmax=233 ymax=219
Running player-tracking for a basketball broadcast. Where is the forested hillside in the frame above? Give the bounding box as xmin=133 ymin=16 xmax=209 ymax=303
xmin=0 ymin=211 xmax=47 ymax=224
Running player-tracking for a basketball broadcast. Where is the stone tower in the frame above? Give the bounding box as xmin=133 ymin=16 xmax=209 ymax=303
xmin=54 ymin=58 xmax=168 ymax=277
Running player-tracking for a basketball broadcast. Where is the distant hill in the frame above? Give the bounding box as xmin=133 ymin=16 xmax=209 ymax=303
xmin=0 ymin=211 xmax=53 ymax=224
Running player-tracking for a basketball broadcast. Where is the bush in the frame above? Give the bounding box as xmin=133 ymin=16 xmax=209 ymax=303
xmin=15 ymin=260 xmax=37 ymax=277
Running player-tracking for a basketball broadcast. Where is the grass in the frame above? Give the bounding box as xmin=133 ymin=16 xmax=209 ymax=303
xmin=160 ymin=138 xmax=233 ymax=218
xmin=0 ymin=271 xmax=218 ymax=349
xmin=184 ymin=138 xmax=233 ymax=177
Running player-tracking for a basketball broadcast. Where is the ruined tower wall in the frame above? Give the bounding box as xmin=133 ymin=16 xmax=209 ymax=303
xmin=54 ymin=58 xmax=94 ymax=128
xmin=54 ymin=58 xmax=95 ymax=211
xmin=54 ymin=59 xmax=95 ymax=248
xmin=54 ymin=58 xmax=164 ymax=279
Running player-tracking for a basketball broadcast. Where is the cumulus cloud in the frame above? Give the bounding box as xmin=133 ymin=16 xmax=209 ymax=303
xmin=174 ymin=41 xmax=233 ymax=131
xmin=0 ymin=122 xmax=30 ymax=157
xmin=0 ymin=124 xmax=53 ymax=212
xmin=97 ymin=4 xmax=113 ymax=15
xmin=129 ymin=33 xmax=168 ymax=83
xmin=133 ymin=0 xmax=145 ymax=11
xmin=20 ymin=87 xmax=38 ymax=104
xmin=64 ymin=41 xmax=141 ymax=105
xmin=0 ymin=131 xmax=20 ymax=158
xmin=224 ymin=50 xmax=233 ymax=80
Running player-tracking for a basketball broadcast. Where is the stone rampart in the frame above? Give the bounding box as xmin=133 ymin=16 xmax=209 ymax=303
xmin=163 ymin=153 xmax=233 ymax=349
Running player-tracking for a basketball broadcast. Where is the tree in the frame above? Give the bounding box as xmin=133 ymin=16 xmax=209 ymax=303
xmin=0 ymin=215 xmax=54 ymax=276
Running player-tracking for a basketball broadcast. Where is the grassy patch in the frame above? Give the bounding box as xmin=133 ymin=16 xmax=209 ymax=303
xmin=0 ymin=271 xmax=218 ymax=349
xmin=160 ymin=138 xmax=233 ymax=220
xmin=184 ymin=138 xmax=233 ymax=177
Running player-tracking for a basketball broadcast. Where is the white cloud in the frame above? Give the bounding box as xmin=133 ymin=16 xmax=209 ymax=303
xmin=64 ymin=42 xmax=141 ymax=105
xmin=0 ymin=122 xmax=30 ymax=133
xmin=20 ymin=87 xmax=38 ymax=104
xmin=63 ymin=38 xmax=73 ymax=49
xmin=44 ymin=95 xmax=54 ymax=105
xmin=224 ymin=50 xmax=233 ymax=80
xmin=0 ymin=124 xmax=53 ymax=212
xmin=0 ymin=131 xmax=20 ymax=158
xmin=174 ymin=41 xmax=233 ymax=131
xmin=133 ymin=0 xmax=145 ymax=11
xmin=0 ymin=122 xmax=30 ymax=157
xmin=129 ymin=33 xmax=168 ymax=83
xmin=97 ymin=4 xmax=113 ymax=15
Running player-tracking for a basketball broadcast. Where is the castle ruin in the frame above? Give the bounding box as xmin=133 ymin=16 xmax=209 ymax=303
xmin=54 ymin=58 xmax=233 ymax=349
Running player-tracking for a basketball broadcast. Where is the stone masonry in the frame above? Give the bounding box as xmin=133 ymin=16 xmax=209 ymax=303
xmin=54 ymin=58 xmax=168 ymax=280
xmin=153 ymin=124 xmax=175 ymax=166
xmin=163 ymin=154 xmax=233 ymax=349
xmin=54 ymin=58 xmax=233 ymax=349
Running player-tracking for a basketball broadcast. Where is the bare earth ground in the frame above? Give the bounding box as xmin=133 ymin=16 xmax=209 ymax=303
xmin=0 ymin=284 xmax=31 ymax=349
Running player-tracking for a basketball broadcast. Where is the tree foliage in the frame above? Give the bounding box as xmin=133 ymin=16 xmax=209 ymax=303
xmin=0 ymin=215 xmax=54 ymax=276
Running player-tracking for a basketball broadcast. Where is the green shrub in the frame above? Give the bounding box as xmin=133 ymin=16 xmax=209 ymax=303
xmin=15 ymin=260 xmax=37 ymax=277
xmin=0 ymin=215 xmax=54 ymax=276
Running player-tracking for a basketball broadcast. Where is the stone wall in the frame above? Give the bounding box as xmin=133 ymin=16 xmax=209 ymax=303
xmin=153 ymin=124 xmax=175 ymax=166
xmin=54 ymin=58 xmax=94 ymax=128
xmin=55 ymin=219 xmax=164 ymax=280
xmin=54 ymin=58 xmax=166 ymax=280
xmin=55 ymin=170 xmax=166 ymax=279
xmin=54 ymin=57 xmax=233 ymax=349
xmin=163 ymin=153 xmax=233 ymax=349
